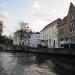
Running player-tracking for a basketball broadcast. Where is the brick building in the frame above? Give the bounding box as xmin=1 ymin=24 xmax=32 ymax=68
xmin=58 ymin=3 xmax=75 ymax=47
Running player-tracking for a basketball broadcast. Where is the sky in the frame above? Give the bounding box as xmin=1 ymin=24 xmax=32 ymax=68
xmin=0 ymin=0 xmax=75 ymax=36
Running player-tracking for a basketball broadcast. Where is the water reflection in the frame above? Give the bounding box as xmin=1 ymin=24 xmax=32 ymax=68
xmin=15 ymin=53 xmax=36 ymax=65
xmin=0 ymin=52 xmax=17 ymax=75
xmin=0 ymin=52 xmax=57 ymax=75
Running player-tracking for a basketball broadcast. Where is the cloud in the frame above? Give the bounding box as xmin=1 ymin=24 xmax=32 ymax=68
xmin=52 ymin=9 xmax=57 ymax=12
xmin=32 ymin=0 xmax=41 ymax=15
xmin=32 ymin=0 xmax=54 ymax=22
xmin=0 ymin=11 xmax=9 ymax=20
xmin=30 ymin=19 xmax=49 ymax=32
xmin=31 ymin=0 xmax=56 ymax=32
xmin=32 ymin=0 xmax=40 ymax=8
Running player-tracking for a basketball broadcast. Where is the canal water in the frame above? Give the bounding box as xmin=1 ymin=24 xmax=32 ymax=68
xmin=0 ymin=52 xmax=57 ymax=75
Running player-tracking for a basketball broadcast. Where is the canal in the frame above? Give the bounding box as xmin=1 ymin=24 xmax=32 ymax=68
xmin=0 ymin=52 xmax=74 ymax=75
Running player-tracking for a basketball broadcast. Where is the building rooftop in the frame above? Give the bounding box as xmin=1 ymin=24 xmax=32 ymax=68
xmin=40 ymin=18 xmax=61 ymax=32
xmin=40 ymin=2 xmax=75 ymax=31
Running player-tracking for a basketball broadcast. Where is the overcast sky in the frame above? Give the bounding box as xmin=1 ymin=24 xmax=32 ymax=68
xmin=0 ymin=0 xmax=75 ymax=36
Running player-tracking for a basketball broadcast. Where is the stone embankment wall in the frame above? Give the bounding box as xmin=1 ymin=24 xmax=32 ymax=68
xmin=29 ymin=48 xmax=75 ymax=55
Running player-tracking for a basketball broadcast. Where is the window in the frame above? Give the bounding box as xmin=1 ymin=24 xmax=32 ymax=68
xmin=60 ymin=38 xmax=64 ymax=41
xmin=69 ymin=25 xmax=72 ymax=32
xmin=49 ymin=39 xmax=51 ymax=47
xmin=65 ymin=37 xmax=68 ymax=41
xmin=74 ymin=24 xmax=75 ymax=32
xmin=59 ymin=28 xmax=64 ymax=35
xmin=71 ymin=16 xmax=74 ymax=20
xmin=70 ymin=36 xmax=75 ymax=41
xmin=53 ymin=40 xmax=55 ymax=47
xmin=70 ymin=21 xmax=75 ymax=32
xmin=70 ymin=37 xmax=73 ymax=41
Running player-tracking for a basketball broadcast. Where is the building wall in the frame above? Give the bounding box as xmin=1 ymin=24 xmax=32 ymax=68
xmin=41 ymin=20 xmax=59 ymax=48
xmin=29 ymin=33 xmax=41 ymax=48
xmin=67 ymin=3 xmax=75 ymax=41
xmin=58 ymin=3 xmax=75 ymax=47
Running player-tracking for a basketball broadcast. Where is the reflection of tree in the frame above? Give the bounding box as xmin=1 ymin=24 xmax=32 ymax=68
xmin=15 ymin=53 xmax=35 ymax=65
xmin=0 ymin=56 xmax=8 ymax=75
xmin=36 ymin=54 xmax=50 ymax=65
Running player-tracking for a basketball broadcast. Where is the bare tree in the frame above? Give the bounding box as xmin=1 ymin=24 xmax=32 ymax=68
xmin=19 ymin=21 xmax=32 ymax=47
xmin=0 ymin=21 xmax=3 ymax=36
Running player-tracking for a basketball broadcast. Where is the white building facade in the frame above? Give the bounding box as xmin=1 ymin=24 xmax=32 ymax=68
xmin=29 ymin=33 xmax=41 ymax=48
xmin=40 ymin=19 xmax=61 ymax=48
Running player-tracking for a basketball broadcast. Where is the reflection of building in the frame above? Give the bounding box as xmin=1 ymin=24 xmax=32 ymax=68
xmin=40 ymin=19 xmax=61 ymax=48
xmin=58 ymin=3 xmax=75 ymax=47
xmin=0 ymin=21 xmax=3 ymax=35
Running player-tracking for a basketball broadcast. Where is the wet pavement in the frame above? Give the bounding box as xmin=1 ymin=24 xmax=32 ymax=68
xmin=0 ymin=52 xmax=57 ymax=75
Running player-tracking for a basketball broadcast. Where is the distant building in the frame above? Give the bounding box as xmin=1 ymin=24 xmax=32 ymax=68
xmin=40 ymin=18 xmax=61 ymax=48
xmin=29 ymin=32 xmax=41 ymax=48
